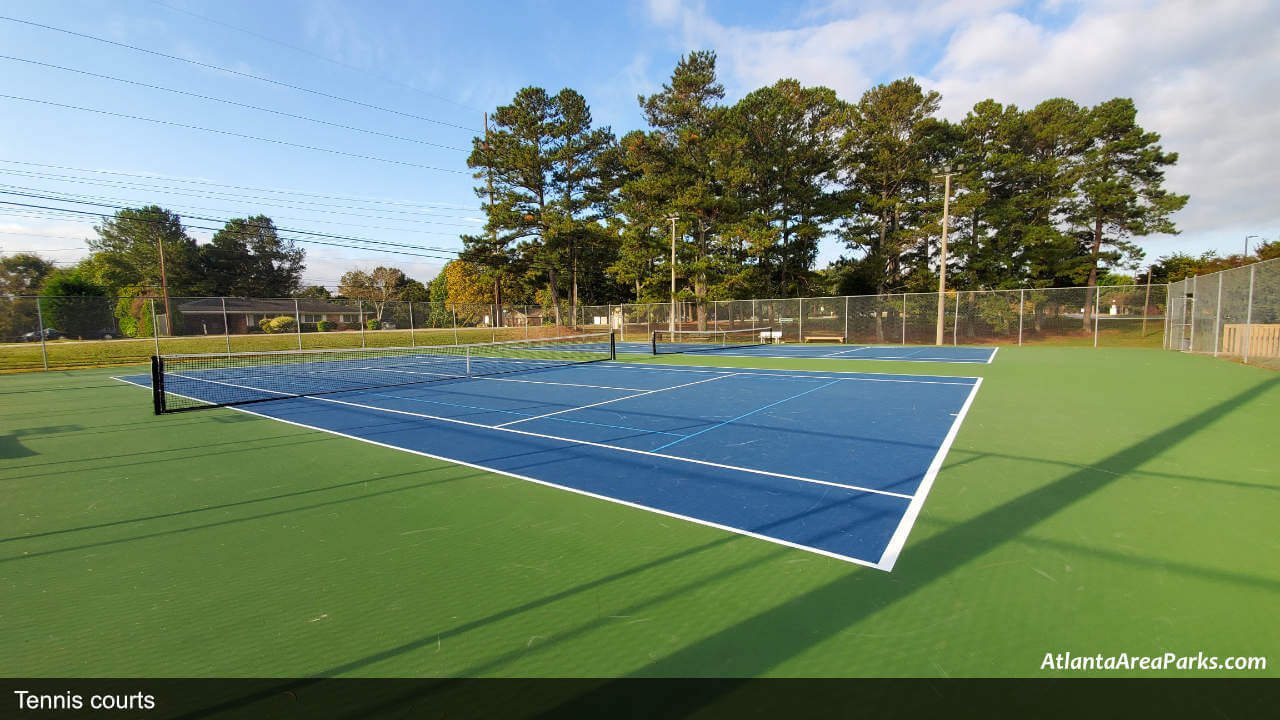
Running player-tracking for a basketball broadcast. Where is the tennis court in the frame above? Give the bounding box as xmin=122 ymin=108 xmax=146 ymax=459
xmin=116 ymin=336 xmax=981 ymax=569
xmin=635 ymin=341 xmax=997 ymax=363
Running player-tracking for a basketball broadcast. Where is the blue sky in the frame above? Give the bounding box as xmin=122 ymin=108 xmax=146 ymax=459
xmin=1 ymin=0 xmax=1276 ymax=289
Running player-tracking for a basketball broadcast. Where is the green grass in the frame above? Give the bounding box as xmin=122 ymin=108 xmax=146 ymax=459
xmin=1 ymin=347 xmax=1277 ymax=678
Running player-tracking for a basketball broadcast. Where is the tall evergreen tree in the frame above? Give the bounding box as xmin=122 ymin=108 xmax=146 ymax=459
xmin=201 ymin=215 xmax=304 ymax=297
xmin=1069 ymin=97 xmax=1188 ymax=327
xmin=724 ymin=80 xmax=845 ymax=297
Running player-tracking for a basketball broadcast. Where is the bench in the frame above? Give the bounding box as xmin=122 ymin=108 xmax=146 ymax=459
xmin=803 ymin=334 xmax=845 ymax=343
xmin=761 ymin=330 xmax=782 ymax=343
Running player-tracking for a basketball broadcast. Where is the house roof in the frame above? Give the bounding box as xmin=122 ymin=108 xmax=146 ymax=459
xmin=178 ymin=298 xmax=358 ymax=314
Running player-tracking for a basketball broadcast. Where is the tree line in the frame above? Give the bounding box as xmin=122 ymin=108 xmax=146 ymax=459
xmin=458 ymin=50 xmax=1193 ymax=327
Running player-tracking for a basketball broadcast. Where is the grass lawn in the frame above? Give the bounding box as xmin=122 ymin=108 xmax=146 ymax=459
xmin=1 ymin=346 xmax=1276 ymax=677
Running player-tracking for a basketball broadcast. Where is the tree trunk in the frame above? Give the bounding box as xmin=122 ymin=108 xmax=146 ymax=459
xmin=1083 ymin=215 xmax=1103 ymax=330
xmin=493 ymin=275 xmax=502 ymax=328
xmin=548 ymin=267 xmax=561 ymax=326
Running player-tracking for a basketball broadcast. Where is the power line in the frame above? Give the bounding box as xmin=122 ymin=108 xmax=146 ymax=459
xmin=0 ymin=15 xmax=482 ymax=133
xmin=0 ymin=159 xmax=477 ymax=210
xmin=0 ymin=189 xmax=466 ymax=253
xmin=0 ymin=170 xmax=482 ymax=222
xmin=149 ymin=0 xmax=484 ymax=115
xmin=0 ymin=55 xmax=470 ymax=153
xmin=0 ymin=202 xmax=461 ymax=261
xmin=0 ymin=181 xmax=479 ymax=234
xmin=0 ymin=94 xmax=468 ymax=174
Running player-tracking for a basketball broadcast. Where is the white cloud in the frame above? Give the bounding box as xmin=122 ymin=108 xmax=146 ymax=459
xmin=643 ymin=0 xmax=1280 ymax=260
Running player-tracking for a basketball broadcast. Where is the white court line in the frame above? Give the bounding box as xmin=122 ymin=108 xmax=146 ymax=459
xmin=603 ymin=362 xmax=980 ymax=386
xmin=495 ymin=372 xmax=738 ymax=428
xmin=874 ymin=376 xmax=984 ymax=572
xmin=478 ymin=376 xmax=649 ymax=392
xmin=111 ymin=376 xmax=882 ymax=570
xmin=988 ymin=346 xmax=1000 ymax=364
xmin=819 ymin=346 xmax=872 ymax=357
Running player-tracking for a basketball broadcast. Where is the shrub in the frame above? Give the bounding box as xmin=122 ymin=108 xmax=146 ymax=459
xmin=366 ymin=318 xmax=381 ymax=330
xmin=259 ymin=316 xmax=296 ymax=333
xmin=316 ymin=320 xmax=333 ymax=332
xmin=268 ymin=316 xmax=296 ymax=333
xmin=113 ymin=285 xmax=154 ymax=338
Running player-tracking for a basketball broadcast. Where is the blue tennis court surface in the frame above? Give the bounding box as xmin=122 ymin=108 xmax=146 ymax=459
xmin=618 ymin=341 xmax=997 ymax=363
xmin=117 ymin=361 xmax=981 ymax=570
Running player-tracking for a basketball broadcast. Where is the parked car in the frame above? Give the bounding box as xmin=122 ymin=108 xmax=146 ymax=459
xmin=22 ymin=328 xmax=65 ymax=341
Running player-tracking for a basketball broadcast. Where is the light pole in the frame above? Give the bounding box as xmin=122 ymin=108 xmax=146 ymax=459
xmin=932 ymin=164 xmax=962 ymax=346
xmin=1245 ymin=235 xmax=1263 ymax=258
xmin=666 ymin=215 xmax=679 ymax=334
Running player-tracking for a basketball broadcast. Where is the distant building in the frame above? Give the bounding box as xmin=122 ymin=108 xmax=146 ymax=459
xmin=176 ymin=298 xmax=362 ymax=334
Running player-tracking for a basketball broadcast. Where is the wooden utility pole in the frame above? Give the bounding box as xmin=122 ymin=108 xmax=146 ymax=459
xmin=156 ymin=230 xmax=172 ymax=336
xmin=932 ymin=165 xmax=962 ymax=346
xmin=485 ymin=112 xmax=501 ymax=328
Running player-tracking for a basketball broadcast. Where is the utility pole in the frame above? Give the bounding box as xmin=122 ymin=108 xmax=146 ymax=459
xmin=156 ymin=229 xmax=172 ymax=336
xmin=932 ymin=164 xmax=962 ymax=346
xmin=666 ymin=215 xmax=679 ymax=334
xmin=485 ymin=112 xmax=501 ymax=329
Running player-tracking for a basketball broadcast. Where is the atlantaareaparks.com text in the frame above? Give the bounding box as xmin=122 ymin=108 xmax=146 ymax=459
xmin=1041 ymin=651 xmax=1267 ymax=672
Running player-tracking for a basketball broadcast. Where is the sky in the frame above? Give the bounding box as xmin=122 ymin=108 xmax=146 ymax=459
xmin=0 ymin=0 xmax=1276 ymax=291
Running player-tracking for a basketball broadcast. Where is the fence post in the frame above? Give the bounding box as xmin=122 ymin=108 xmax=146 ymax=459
xmin=1092 ymin=286 xmax=1101 ymax=348
xmin=798 ymin=298 xmax=804 ymax=342
xmin=150 ymin=298 xmax=161 ymax=357
xmin=1213 ymin=273 xmax=1223 ymax=357
xmin=451 ymin=307 xmax=458 ymax=345
xmin=901 ymin=294 xmax=907 ymax=345
xmin=844 ymin=296 xmax=849 ymax=344
xmin=221 ymin=297 xmax=231 ymax=355
xmin=294 ymin=298 xmax=303 ymax=350
xmin=1018 ymin=289 xmax=1025 ymax=347
xmin=358 ymin=300 xmax=366 ymax=348
xmin=1182 ymin=274 xmax=1192 ymax=351
xmin=1243 ymin=265 xmax=1255 ymax=363
xmin=952 ymin=292 xmax=959 ymax=346
xmin=34 ymin=296 xmax=49 ymax=370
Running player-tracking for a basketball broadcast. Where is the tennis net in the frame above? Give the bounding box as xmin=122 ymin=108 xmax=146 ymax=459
xmin=650 ymin=327 xmax=773 ymax=355
xmin=151 ymin=332 xmax=615 ymax=413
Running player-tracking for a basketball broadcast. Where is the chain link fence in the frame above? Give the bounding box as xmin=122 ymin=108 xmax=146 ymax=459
xmin=1167 ymin=256 xmax=1280 ymax=369
xmin=1 ymin=282 xmax=1176 ymax=371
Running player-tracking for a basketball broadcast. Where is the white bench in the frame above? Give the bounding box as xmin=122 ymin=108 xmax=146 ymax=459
xmin=761 ymin=330 xmax=782 ymax=343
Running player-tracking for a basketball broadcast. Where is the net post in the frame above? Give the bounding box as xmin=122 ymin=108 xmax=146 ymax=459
xmin=34 ymin=295 xmax=49 ymax=370
xmin=294 ymin=298 xmax=303 ymax=350
xmin=651 ymin=331 xmax=658 ymax=355
xmin=1018 ymin=288 xmax=1024 ymax=346
xmin=1243 ymin=264 xmax=1255 ymax=363
xmin=1213 ymin=273 xmax=1223 ymax=357
xmin=221 ymin=297 xmax=231 ymax=355
xmin=465 ymin=346 xmax=471 ymax=376
xmin=150 ymin=355 xmax=165 ymax=414
xmin=150 ymin=297 xmax=161 ymax=357
xmin=609 ymin=331 xmax=616 ymax=360
xmin=408 ymin=302 xmax=416 ymax=347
